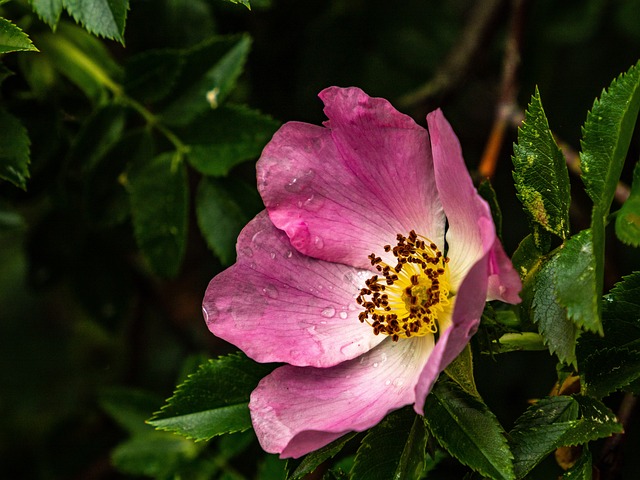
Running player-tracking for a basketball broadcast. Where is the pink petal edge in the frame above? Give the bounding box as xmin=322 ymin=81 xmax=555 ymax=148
xmin=250 ymin=336 xmax=434 ymax=458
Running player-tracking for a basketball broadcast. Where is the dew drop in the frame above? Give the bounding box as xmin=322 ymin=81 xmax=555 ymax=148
xmin=385 ymin=380 xmax=391 ymax=386
xmin=348 ymin=303 xmax=356 ymax=311
xmin=284 ymin=169 xmax=315 ymax=193
xmin=320 ymin=320 xmax=327 ymax=325
xmin=284 ymin=250 xmax=293 ymax=258
xmin=339 ymin=311 xmax=348 ymax=319
xmin=393 ymin=377 xmax=405 ymax=387
xmin=321 ymin=307 xmax=336 ymax=318
xmin=203 ymin=305 xmax=217 ymax=322
xmin=373 ymin=362 xmax=379 ymax=368
xmin=313 ymin=236 xmax=324 ymax=249
xmin=262 ymin=285 xmax=279 ymax=299
xmin=269 ymin=251 xmax=276 ymax=260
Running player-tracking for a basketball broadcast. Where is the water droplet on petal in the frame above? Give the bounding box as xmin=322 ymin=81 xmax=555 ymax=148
xmin=313 ymin=236 xmax=324 ymax=249
xmin=203 ymin=305 xmax=217 ymax=322
xmin=262 ymin=285 xmax=279 ymax=299
xmin=285 ymin=250 xmax=293 ymax=258
xmin=348 ymin=303 xmax=356 ymax=311
xmin=321 ymin=307 xmax=336 ymax=318
xmin=240 ymin=246 xmax=253 ymax=258
xmin=373 ymin=362 xmax=379 ymax=368
xmin=339 ymin=311 xmax=348 ymax=319
xmin=393 ymin=377 xmax=405 ymax=387
xmin=285 ymin=169 xmax=315 ymax=193
xmin=269 ymin=251 xmax=276 ymax=260
xmin=385 ymin=380 xmax=391 ymax=386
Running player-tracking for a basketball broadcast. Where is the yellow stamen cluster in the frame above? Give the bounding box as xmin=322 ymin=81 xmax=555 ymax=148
xmin=356 ymin=230 xmax=450 ymax=342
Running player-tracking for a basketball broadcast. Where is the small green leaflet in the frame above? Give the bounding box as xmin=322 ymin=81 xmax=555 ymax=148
xmin=615 ymin=161 xmax=640 ymax=247
xmin=509 ymin=395 xmax=621 ymax=479
xmin=224 ymin=0 xmax=252 ymax=8
xmin=350 ymin=407 xmax=428 ymax=480
xmin=513 ymin=87 xmax=571 ymax=248
xmin=178 ymin=104 xmax=281 ymax=177
xmin=196 ymin=177 xmax=262 ymax=265
xmin=580 ymin=60 xmax=640 ymax=216
xmin=0 ymin=17 xmax=38 ymax=54
xmin=29 ymin=0 xmax=64 ymax=29
xmin=126 ymin=152 xmax=188 ymax=278
xmin=287 ymin=433 xmax=358 ymax=480
xmin=0 ymin=108 xmax=31 ymax=190
xmin=444 ymin=343 xmax=480 ymax=398
xmin=160 ymin=34 xmax=252 ymax=126
xmin=578 ymin=272 xmax=640 ymax=398
xmin=63 ymin=0 xmax=129 ymax=44
xmin=148 ymin=353 xmax=276 ymax=441
xmin=423 ymin=380 xmax=514 ymax=480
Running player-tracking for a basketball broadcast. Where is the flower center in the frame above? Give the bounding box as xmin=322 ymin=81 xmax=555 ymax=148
xmin=356 ymin=230 xmax=451 ymax=342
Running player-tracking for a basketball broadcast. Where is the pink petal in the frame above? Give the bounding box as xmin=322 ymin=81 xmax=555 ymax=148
xmin=413 ymin=247 xmax=490 ymax=415
xmin=249 ymin=336 xmax=434 ymax=458
xmin=486 ymin=238 xmax=522 ymax=304
xmin=427 ymin=109 xmax=495 ymax=289
xmin=258 ymin=87 xmax=445 ymax=270
xmin=203 ymin=211 xmax=383 ymax=368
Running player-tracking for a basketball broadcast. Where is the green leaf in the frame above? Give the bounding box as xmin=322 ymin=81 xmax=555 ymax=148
xmin=444 ymin=344 xmax=480 ymax=398
xmin=0 ymin=17 xmax=38 ymax=53
xmin=580 ymin=60 xmax=640 ymax=214
xmin=287 ymin=433 xmax=358 ymax=480
xmin=224 ymin=0 xmax=251 ymax=9
xmin=29 ymin=0 xmax=64 ymax=29
xmin=581 ymin=347 xmax=640 ymax=398
xmin=111 ymin=433 xmax=199 ymax=477
xmin=351 ymin=407 xmax=428 ymax=480
xmin=126 ymin=152 xmax=188 ymax=278
xmin=179 ymin=104 xmax=280 ymax=176
xmin=561 ymin=448 xmax=592 ymax=479
xmin=148 ymin=353 xmax=276 ymax=441
xmin=124 ymin=49 xmax=185 ymax=103
xmin=529 ymin=251 xmax=578 ymax=366
xmin=423 ymin=380 xmax=514 ymax=480
xmin=509 ymin=395 xmax=621 ymax=479
xmin=62 ymin=0 xmax=129 ymax=44
xmin=36 ymin=22 xmax=123 ymax=103
xmin=160 ymin=34 xmax=252 ymax=126
xmin=99 ymin=387 xmax=164 ymax=435
xmin=615 ymin=161 xmax=640 ymax=246
xmin=492 ymin=332 xmax=547 ymax=353
xmin=196 ymin=177 xmax=262 ymax=265
xmin=513 ymin=88 xmax=571 ymax=248
xmin=0 ymin=107 xmax=31 ymax=190
xmin=578 ymin=272 xmax=640 ymax=397
xmin=552 ymin=229 xmax=600 ymax=334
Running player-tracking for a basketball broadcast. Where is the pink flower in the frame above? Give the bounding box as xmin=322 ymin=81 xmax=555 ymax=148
xmin=203 ymin=87 xmax=521 ymax=458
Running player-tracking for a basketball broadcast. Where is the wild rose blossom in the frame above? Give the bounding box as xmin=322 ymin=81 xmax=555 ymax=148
xmin=203 ymin=87 xmax=521 ymax=458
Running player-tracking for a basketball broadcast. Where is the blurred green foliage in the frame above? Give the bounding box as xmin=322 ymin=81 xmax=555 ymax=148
xmin=1 ymin=0 xmax=640 ymax=478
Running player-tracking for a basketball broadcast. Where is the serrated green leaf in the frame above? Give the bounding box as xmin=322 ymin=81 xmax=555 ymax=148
xmin=578 ymin=272 xmax=640 ymax=397
xmin=615 ymin=161 xmax=640 ymax=246
xmin=126 ymin=152 xmax=188 ymax=278
xmin=196 ymin=177 xmax=261 ymax=265
xmin=350 ymin=407 xmax=428 ymax=480
xmin=29 ymin=0 xmax=64 ymax=29
xmin=149 ymin=353 xmax=276 ymax=441
xmin=160 ymin=34 xmax=252 ymax=126
xmin=37 ymin=22 xmax=123 ymax=103
xmin=111 ymin=433 xmax=199 ymax=477
xmin=62 ymin=0 xmax=129 ymax=44
xmin=423 ymin=380 xmax=514 ymax=480
xmin=0 ymin=17 xmax=38 ymax=53
xmin=509 ymin=395 xmax=621 ymax=479
xmin=561 ymin=448 xmax=592 ymax=479
xmin=287 ymin=433 xmax=357 ymax=480
xmin=581 ymin=347 xmax=640 ymax=398
xmin=180 ymin=104 xmax=280 ymax=176
xmin=513 ymin=88 xmax=571 ymax=247
xmin=553 ymin=230 xmax=600 ymax=334
xmin=124 ymin=49 xmax=185 ymax=103
xmin=511 ymin=234 xmax=545 ymax=284
xmin=444 ymin=344 xmax=480 ymax=399
xmin=0 ymin=107 xmax=31 ymax=190
xmin=580 ymin=60 xmax=640 ymax=213
xmin=99 ymin=387 xmax=164 ymax=435
xmin=530 ymin=253 xmax=578 ymax=366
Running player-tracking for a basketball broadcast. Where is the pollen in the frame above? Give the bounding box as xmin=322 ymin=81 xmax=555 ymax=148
xmin=356 ymin=230 xmax=451 ymax=342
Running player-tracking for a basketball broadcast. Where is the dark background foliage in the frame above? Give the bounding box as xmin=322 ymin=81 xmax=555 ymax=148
xmin=1 ymin=0 xmax=640 ymax=478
